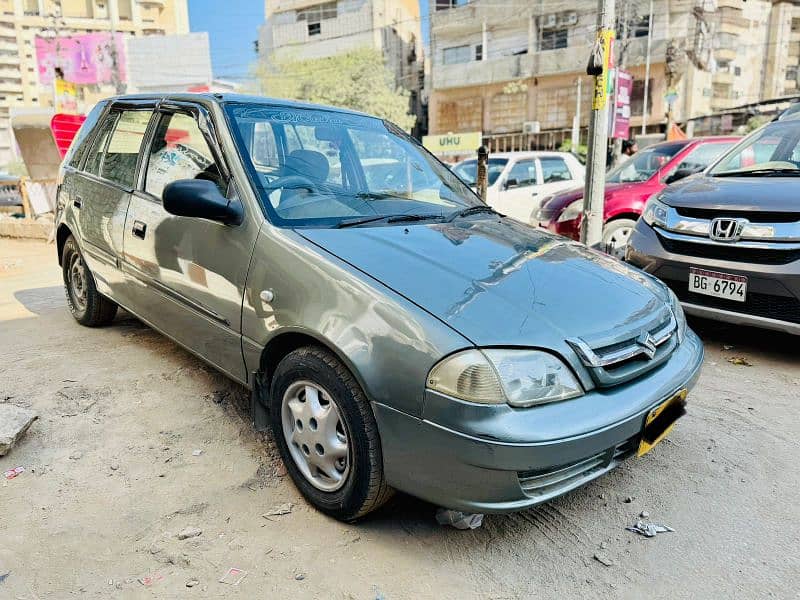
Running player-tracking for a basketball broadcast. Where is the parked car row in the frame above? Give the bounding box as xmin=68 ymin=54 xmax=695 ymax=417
xmin=536 ymin=137 xmax=738 ymax=257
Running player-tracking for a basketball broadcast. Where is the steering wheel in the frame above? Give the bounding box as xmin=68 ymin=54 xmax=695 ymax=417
xmin=264 ymin=175 xmax=321 ymax=194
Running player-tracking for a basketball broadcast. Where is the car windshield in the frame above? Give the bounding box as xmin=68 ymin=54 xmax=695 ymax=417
xmin=709 ymin=120 xmax=800 ymax=176
xmin=224 ymin=103 xmax=482 ymax=227
xmin=606 ymin=142 xmax=687 ymax=183
xmin=452 ymin=158 xmax=508 ymax=186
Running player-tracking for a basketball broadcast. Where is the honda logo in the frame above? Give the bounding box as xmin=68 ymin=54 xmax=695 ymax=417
xmin=709 ymin=218 xmax=746 ymax=242
xmin=636 ymin=331 xmax=658 ymax=360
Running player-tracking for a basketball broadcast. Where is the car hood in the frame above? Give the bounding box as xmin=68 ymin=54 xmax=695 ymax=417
xmin=540 ymin=182 xmax=643 ymax=216
xmin=662 ymin=175 xmax=800 ymax=212
xmin=298 ymin=217 xmax=670 ymax=347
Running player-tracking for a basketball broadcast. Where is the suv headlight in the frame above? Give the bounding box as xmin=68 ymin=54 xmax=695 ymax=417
xmin=557 ymin=198 xmax=584 ymax=223
xmin=427 ymin=349 xmax=583 ymax=407
xmin=642 ymin=194 xmax=669 ymax=228
xmin=667 ymin=288 xmax=687 ymax=344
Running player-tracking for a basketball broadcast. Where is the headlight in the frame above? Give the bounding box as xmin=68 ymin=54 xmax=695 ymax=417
xmin=642 ymin=194 xmax=669 ymax=228
xmin=667 ymin=288 xmax=687 ymax=344
xmin=557 ymin=198 xmax=584 ymax=223
xmin=427 ymin=349 xmax=583 ymax=407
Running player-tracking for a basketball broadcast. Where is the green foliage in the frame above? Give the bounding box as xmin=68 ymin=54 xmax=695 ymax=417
xmin=559 ymin=139 xmax=588 ymax=163
xmin=744 ymin=115 xmax=769 ymax=133
xmin=254 ymin=47 xmax=416 ymax=132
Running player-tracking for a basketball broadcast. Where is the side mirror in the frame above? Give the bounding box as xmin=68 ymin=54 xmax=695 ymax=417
xmin=664 ymin=167 xmax=698 ymax=185
xmin=163 ymin=179 xmax=243 ymax=225
xmin=504 ymin=178 xmax=518 ymax=190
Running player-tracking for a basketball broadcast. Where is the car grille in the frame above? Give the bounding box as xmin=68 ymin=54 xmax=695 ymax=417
xmin=518 ymin=437 xmax=637 ymax=500
xmin=656 ymin=232 xmax=800 ymax=265
xmin=674 ymin=207 xmax=800 ymax=223
xmin=568 ymin=310 xmax=677 ymax=387
xmin=665 ymin=278 xmax=800 ymax=324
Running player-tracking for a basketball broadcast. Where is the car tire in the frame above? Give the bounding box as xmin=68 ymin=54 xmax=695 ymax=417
xmin=269 ymin=346 xmax=393 ymax=521
xmin=602 ymin=218 xmax=638 ymax=259
xmin=62 ymin=235 xmax=118 ymax=327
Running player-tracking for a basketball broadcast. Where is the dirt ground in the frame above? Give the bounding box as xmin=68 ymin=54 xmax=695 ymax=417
xmin=1 ymin=237 xmax=799 ymax=600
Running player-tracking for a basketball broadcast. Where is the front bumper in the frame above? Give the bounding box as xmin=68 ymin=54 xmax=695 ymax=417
xmin=373 ymin=330 xmax=704 ymax=513
xmin=626 ymin=221 xmax=800 ymax=335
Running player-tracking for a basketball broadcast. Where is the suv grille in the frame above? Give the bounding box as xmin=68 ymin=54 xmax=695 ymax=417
xmin=665 ymin=278 xmax=800 ymax=324
xmin=674 ymin=207 xmax=800 ymax=223
xmin=656 ymin=232 xmax=800 ymax=265
xmin=568 ymin=311 xmax=677 ymax=387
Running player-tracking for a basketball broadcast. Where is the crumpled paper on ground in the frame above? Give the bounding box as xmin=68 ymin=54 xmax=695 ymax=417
xmin=435 ymin=508 xmax=484 ymax=530
xmin=626 ymin=520 xmax=675 ymax=537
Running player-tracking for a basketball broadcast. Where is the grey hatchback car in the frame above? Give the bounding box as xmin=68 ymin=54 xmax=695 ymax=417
xmin=56 ymin=94 xmax=703 ymax=520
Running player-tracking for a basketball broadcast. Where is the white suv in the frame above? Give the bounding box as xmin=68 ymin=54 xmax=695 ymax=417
xmin=453 ymin=151 xmax=585 ymax=224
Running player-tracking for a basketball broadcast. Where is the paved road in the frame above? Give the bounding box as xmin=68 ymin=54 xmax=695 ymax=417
xmin=1 ymin=238 xmax=799 ymax=599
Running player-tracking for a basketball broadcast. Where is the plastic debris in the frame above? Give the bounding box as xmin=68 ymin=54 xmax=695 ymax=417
xmin=263 ymin=502 xmax=293 ymax=518
xmin=3 ymin=466 xmax=24 ymax=480
xmin=138 ymin=573 xmax=164 ymax=587
xmin=0 ymin=572 xmax=9 ymax=583
xmin=435 ymin=508 xmax=484 ymax=530
xmin=593 ymin=552 xmax=615 ymax=566
xmin=219 ymin=567 xmax=247 ymax=585
xmin=727 ymin=356 xmax=752 ymax=366
xmin=626 ymin=520 xmax=675 ymax=537
xmin=191 ymin=449 xmax=203 ymax=456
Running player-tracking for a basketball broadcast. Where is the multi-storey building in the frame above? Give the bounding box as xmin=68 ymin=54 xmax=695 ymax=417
xmin=0 ymin=0 xmax=190 ymax=164
xmin=428 ymin=0 xmax=800 ymax=151
xmin=258 ymin=0 xmax=425 ymax=134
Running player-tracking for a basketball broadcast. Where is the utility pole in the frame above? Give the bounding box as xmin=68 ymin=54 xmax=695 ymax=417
xmin=641 ymin=0 xmax=654 ymax=135
xmin=580 ymin=0 xmax=615 ymax=248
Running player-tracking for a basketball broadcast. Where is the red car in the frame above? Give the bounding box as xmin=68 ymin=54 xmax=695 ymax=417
xmin=536 ymin=137 xmax=739 ymax=257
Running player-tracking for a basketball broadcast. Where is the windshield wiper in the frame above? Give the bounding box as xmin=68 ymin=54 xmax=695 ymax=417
xmin=445 ymin=205 xmax=500 ymax=222
xmin=714 ymin=167 xmax=800 ymax=177
xmin=336 ymin=214 xmax=444 ymax=228
xmin=355 ymin=191 xmax=412 ymax=201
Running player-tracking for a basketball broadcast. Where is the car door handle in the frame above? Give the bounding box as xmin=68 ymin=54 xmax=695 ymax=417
xmin=132 ymin=220 xmax=147 ymax=239
xmin=73 ymin=197 xmax=82 ymax=209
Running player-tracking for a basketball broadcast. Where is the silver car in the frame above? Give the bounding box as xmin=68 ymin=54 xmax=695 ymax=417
xmin=55 ymin=94 xmax=703 ymax=520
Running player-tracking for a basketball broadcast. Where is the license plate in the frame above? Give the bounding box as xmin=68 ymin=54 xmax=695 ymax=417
xmin=688 ymin=267 xmax=747 ymax=302
xmin=637 ymin=390 xmax=687 ymax=457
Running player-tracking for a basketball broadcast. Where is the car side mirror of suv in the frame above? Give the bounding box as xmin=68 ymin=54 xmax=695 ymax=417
xmin=504 ymin=178 xmax=518 ymax=190
xmin=163 ymin=179 xmax=243 ymax=225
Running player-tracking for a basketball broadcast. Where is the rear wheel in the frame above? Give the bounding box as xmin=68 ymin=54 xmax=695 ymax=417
xmin=602 ymin=218 xmax=637 ymax=259
xmin=269 ymin=346 xmax=392 ymax=521
xmin=62 ymin=236 xmax=117 ymax=327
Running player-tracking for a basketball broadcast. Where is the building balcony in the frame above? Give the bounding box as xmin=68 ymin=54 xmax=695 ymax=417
xmin=137 ymin=0 xmax=166 ymax=6
xmin=433 ymin=53 xmax=532 ymax=89
xmin=712 ymin=71 xmax=734 ymax=85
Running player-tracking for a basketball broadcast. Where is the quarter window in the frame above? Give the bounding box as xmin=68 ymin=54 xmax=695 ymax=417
xmin=145 ymin=112 xmax=224 ymax=199
xmin=100 ymin=110 xmax=151 ymax=188
xmin=84 ymin=113 xmax=118 ymax=177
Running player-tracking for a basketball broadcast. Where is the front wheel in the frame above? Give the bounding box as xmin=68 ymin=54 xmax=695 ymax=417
xmin=602 ymin=218 xmax=637 ymax=260
xmin=269 ymin=346 xmax=393 ymax=521
xmin=62 ymin=235 xmax=118 ymax=327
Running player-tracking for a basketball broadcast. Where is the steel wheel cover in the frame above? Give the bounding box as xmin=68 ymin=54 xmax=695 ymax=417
xmin=281 ymin=380 xmax=350 ymax=492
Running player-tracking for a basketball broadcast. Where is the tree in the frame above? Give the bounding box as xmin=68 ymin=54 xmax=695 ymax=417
xmin=254 ymin=47 xmax=416 ymax=132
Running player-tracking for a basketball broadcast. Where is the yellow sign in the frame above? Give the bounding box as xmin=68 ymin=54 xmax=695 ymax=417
xmin=422 ymin=131 xmax=482 ymax=156
xmin=591 ymin=29 xmax=615 ymax=111
xmin=54 ymin=78 xmax=78 ymax=114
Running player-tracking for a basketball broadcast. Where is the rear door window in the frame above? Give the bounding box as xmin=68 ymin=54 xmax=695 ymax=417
xmin=100 ymin=110 xmax=152 ymax=188
xmin=539 ymin=157 xmax=573 ymax=183
xmin=507 ymin=159 xmax=537 ymax=187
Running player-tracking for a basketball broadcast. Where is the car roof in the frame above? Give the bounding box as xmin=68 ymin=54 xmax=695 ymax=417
xmin=106 ymin=92 xmax=375 ymax=119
